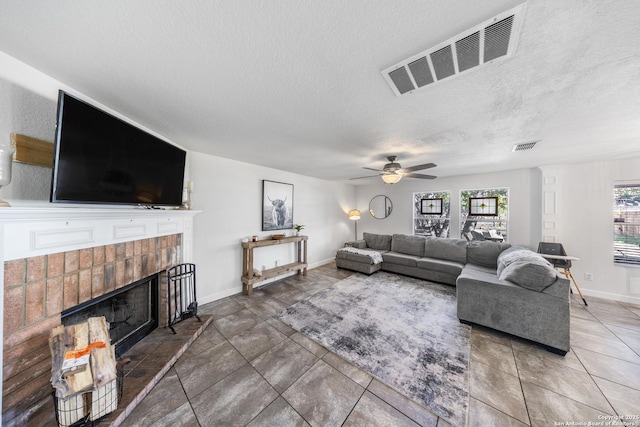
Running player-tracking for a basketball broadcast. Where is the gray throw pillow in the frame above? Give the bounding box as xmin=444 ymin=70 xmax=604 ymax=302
xmin=499 ymin=259 xmax=557 ymax=291
xmin=363 ymin=232 xmax=392 ymax=250
xmin=496 ymin=246 xmax=527 ymax=277
xmin=466 ymin=241 xmax=511 ymax=268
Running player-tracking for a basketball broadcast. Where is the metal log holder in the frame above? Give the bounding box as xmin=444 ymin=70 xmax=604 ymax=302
xmin=167 ymin=263 xmax=201 ymax=334
xmin=52 ymin=361 xmax=128 ymax=427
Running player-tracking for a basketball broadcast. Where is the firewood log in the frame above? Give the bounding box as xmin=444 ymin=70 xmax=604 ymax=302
xmin=87 ymin=317 xmax=117 ymax=388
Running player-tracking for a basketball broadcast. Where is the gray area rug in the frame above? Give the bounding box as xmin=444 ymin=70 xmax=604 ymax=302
xmin=276 ymin=271 xmax=470 ymax=426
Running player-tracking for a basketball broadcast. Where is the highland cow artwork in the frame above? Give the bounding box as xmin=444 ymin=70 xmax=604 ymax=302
xmin=262 ymin=180 xmax=294 ymax=231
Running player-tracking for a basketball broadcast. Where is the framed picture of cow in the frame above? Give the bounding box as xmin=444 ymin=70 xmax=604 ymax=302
xmin=262 ymin=180 xmax=294 ymax=231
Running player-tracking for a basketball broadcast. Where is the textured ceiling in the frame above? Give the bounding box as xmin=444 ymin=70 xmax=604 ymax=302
xmin=0 ymin=0 xmax=639 ymax=183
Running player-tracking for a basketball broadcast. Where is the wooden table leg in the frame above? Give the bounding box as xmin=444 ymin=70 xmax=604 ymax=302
xmin=248 ymin=248 xmax=254 ymax=278
xmin=303 ymin=239 xmax=308 ymax=276
xmin=565 ymin=269 xmax=587 ymax=306
xmin=242 ymin=248 xmax=248 ymax=278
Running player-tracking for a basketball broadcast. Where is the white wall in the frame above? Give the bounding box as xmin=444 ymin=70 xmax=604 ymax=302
xmin=354 ymin=168 xmax=542 ymax=248
xmin=189 ymin=151 xmax=355 ymax=303
xmin=0 ymin=78 xmax=56 ymax=201
xmin=541 ymin=157 xmax=640 ymax=304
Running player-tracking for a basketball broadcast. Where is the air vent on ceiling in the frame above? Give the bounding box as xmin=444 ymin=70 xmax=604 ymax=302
xmin=382 ymin=4 xmax=525 ymax=96
xmin=512 ymin=141 xmax=539 ymax=152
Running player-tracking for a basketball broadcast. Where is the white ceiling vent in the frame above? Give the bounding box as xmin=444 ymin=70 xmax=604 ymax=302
xmin=382 ymin=4 xmax=525 ymax=96
xmin=512 ymin=140 xmax=539 ymax=152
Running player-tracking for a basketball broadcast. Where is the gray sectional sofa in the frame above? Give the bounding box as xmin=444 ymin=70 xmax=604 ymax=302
xmin=335 ymin=232 xmax=571 ymax=354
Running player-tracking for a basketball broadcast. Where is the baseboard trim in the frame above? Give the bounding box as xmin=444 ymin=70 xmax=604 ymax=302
xmin=311 ymin=257 xmax=336 ymax=268
xmin=579 ymin=288 xmax=640 ymax=305
xmin=199 ymin=287 xmax=239 ymax=305
xmin=198 ymin=258 xmax=337 ymax=305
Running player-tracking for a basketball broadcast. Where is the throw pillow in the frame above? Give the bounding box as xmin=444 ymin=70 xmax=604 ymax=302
xmin=466 ymin=241 xmax=511 ymax=269
xmin=499 ymin=258 xmax=557 ymax=292
xmin=496 ymin=246 xmax=527 ymax=277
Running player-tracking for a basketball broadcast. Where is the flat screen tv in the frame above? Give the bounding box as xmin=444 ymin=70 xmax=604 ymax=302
xmin=51 ymin=91 xmax=186 ymax=207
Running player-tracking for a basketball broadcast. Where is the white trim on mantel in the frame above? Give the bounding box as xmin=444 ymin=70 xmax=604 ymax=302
xmin=0 ymin=207 xmax=200 ymax=261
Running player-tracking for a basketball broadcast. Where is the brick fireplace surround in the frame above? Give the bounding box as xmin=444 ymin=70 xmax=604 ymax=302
xmin=0 ymin=207 xmax=198 ymax=425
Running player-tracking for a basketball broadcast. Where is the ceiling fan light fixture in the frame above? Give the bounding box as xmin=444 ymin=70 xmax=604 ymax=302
xmin=381 ymin=173 xmax=402 ymax=184
xmin=350 ymin=155 xmax=436 ymax=182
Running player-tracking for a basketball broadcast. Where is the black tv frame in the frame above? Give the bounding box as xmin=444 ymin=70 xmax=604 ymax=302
xmin=51 ymin=91 xmax=186 ymax=207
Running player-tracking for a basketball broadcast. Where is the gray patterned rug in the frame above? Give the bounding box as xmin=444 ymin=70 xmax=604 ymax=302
xmin=276 ymin=271 xmax=470 ymax=426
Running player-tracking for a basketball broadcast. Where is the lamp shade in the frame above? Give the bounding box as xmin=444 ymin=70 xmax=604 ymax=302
xmin=348 ymin=209 xmax=361 ymax=220
xmin=381 ymin=173 xmax=402 ymax=184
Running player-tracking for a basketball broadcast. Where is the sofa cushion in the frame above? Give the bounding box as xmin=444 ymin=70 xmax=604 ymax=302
xmin=416 ymin=257 xmax=464 ymax=276
xmin=467 ymin=241 xmax=511 ymax=268
xmin=391 ymin=234 xmax=425 ymax=257
xmin=382 ymin=252 xmax=420 ymax=268
xmin=424 ymin=237 xmax=467 ymax=264
xmin=497 ymin=250 xmax=557 ymax=292
xmin=363 ymin=232 xmax=392 ymax=251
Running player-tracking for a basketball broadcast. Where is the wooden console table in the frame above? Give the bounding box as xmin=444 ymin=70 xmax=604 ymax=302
xmin=241 ymin=235 xmax=308 ymax=295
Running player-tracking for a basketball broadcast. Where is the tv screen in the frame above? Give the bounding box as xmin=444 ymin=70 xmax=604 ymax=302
xmin=51 ymin=91 xmax=186 ymax=206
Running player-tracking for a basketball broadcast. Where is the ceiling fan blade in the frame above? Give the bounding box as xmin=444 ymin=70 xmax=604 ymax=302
xmin=404 ymin=172 xmax=437 ymax=179
xmin=363 ymin=167 xmax=383 ymax=172
xmin=349 ymin=175 xmax=381 ymax=180
xmin=403 ymin=162 xmax=437 ymax=173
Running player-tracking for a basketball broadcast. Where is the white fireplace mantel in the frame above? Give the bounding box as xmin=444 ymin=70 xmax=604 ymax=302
xmin=0 ymin=206 xmax=200 ymax=262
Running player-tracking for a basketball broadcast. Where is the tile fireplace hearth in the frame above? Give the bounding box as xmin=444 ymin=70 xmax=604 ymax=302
xmin=1 ymin=207 xmax=198 ymax=426
xmin=48 ymin=314 xmax=211 ymax=426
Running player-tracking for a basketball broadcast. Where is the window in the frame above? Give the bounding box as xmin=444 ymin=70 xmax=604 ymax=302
xmin=614 ymin=183 xmax=640 ymax=266
xmin=413 ymin=191 xmax=451 ymax=237
xmin=460 ymin=188 xmax=509 ymax=242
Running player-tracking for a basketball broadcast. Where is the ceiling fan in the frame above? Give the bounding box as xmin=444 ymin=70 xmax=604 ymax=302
xmin=350 ymin=156 xmax=437 ymax=184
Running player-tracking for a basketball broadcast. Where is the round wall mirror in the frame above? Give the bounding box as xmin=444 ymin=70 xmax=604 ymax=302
xmin=369 ymin=195 xmax=393 ymax=219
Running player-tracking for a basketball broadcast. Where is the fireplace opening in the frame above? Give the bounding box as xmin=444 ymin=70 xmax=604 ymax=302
xmin=62 ymin=274 xmax=159 ymax=357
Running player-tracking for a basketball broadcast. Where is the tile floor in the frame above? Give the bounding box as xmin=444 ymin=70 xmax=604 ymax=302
xmin=125 ymin=263 xmax=640 ymax=427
